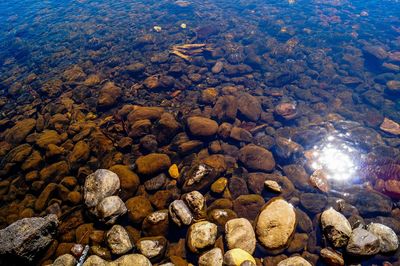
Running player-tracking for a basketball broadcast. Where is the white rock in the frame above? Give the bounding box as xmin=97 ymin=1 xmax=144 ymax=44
xmin=199 ymin=248 xmax=223 ymax=266
xmin=106 ymin=225 xmax=133 ymax=255
xmin=84 ymin=169 xmax=120 ymax=209
xmin=96 ymin=195 xmax=127 ymax=224
xmin=187 ymin=221 xmax=218 ymax=253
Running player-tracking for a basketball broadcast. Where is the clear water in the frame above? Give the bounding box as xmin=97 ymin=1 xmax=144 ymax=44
xmin=0 ymin=0 xmax=400 ymax=265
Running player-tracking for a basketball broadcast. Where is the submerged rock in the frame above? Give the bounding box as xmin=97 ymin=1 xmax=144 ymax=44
xmin=0 ymin=214 xmax=58 ymax=263
xmin=239 ymin=144 xmax=275 ymax=172
xmin=277 ymin=256 xmax=312 ymax=266
xmin=225 ymin=218 xmax=256 ymax=254
xmin=223 ymin=248 xmax=256 ymax=266
xmin=187 ymin=221 xmax=218 ymax=253
xmin=198 ymin=247 xmax=223 ymax=266
xmin=346 ymin=227 xmax=380 ymax=256
xmin=187 ymin=116 xmax=219 ymax=137
xmin=367 ymin=223 xmax=399 ymax=253
xmin=321 ymin=208 xmax=352 ymax=248
xmin=106 ymin=225 xmax=133 ymax=255
xmin=256 ymin=198 xmax=296 ymax=250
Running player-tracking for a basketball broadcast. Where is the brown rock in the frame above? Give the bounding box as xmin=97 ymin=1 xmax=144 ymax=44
xmin=109 ymin=165 xmax=140 ymax=200
xmin=380 ymin=117 xmax=400 ymax=135
xmin=125 ymin=196 xmax=154 ymax=224
xmin=233 ymin=194 xmax=264 ymax=221
xmin=237 ymin=93 xmax=261 ymax=121
xmin=239 ymin=144 xmax=275 ymax=172
xmin=187 ymin=116 xmax=218 ymax=137
xmin=4 ymin=118 xmax=36 ymax=144
xmin=135 ymin=153 xmax=171 ymax=176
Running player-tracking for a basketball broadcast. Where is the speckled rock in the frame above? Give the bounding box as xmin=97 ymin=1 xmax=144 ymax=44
xmin=84 ymin=169 xmax=120 ymax=210
xmin=106 ymin=225 xmax=133 ymax=255
xmin=169 ymin=199 xmax=193 ymax=226
xmin=367 ymin=223 xmax=399 ymax=253
xmin=187 ymin=221 xmax=218 ymax=253
xmin=96 ymin=195 xmax=127 ymax=224
xmin=199 ymin=248 xmax=223 ymax=266
xmin=52 ymin=254 xmax=77 ymax=266
xmin=321 ymin=208 xmax=352 ymax=248
xmin=109 ymin=254 xmax=152 ymax=266
xmin=136 ymin=236 xmax=167 ymax=261
xmin=346 ymin=227 xmax=380 ymax=256
xmin=277 ymin=256 xmax=312 ymax=266
xmin=256 ymin=198 xmax=296 ymax=250
xmin=225 ymin=218 xmax=256 ymax=254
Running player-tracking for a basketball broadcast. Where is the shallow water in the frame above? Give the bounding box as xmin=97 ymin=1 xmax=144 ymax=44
xmin=1 ymin=0 xmax=400 ymax=265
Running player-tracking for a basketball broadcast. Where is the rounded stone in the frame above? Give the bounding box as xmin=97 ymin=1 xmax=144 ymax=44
xmin=239 ymin=144 xmax=275 ymax=172
xmin=225 ymin=218 xmax=256 ymax=254
xmin=277 ymin=256 xmax=312 ymax=266
xmin=106 ymin=225 xmax=133 ymax=255
xmin=255 ymin=198 xmax=296 ymax=250
xmin=198 ymin=248 xmax=223 ymax=266
xmin=367 ymin=222 xmax=399 ymax=253
xmin=223 ymin=248 xmax=256 ymax=266
xmin=84 ymin=169 xmax=120 ymax=209
xmin=96 ymin=195 xmax=127 ymax=224
xmin=187 ymin=116 xmax=218 ymax=137
xmin=136 ymin=236 xmax=167 ymax=261
xmin=125 ymin=196 xmax=154 ymax=224
xmin=321 ymin=208 xmax=352 ymax=248
xmin=110 ymin=254 xmax=152 ymax=266
xmin=187 ymin=221 xmax=218 ymax=253
xmin=346 ymin=227 xmax=380 ymax=256
xmin=53 ymin=254 xmax=77 ymax=266
xmin=135 ymin=153 xmax=171 ymax=176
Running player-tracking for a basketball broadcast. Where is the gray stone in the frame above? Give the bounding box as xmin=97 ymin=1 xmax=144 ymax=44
xmin=0 ymin=214 xmax=58 ymax=263
xmin=199 ymin=248 xmax=223 ymax=266
xmin=96 ymin=195 xmax=127 ymax=224
xmin=169 ymin=200 xmax=193 ymax=226
xmin=225 ymin=218 xmax=256 ymax=254
xmin=84 ymin=169 xmax=120 ymax=210
xmin=52 ymin=254 xmax=77 ymax=266
xmin=106 ymin=225 xmax=133 ymax=255
xmin=367 ymin=223 xmax=399 ymax=253
xmin=346 ymin=227 xmax=380 ymax=256
xmin=187 ymin=221 xmax=218 ymax=253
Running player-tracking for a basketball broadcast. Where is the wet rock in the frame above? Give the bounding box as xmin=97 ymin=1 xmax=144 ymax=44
xmin=367 ymin=223 xmax=399 ymax=253
xmin=229 ymin=176 xmax=249 ymax=199
xmin=4 ymin=118 xmax=36 ymax=144
xmin=84 ymin=169 xmax=120 ymax=210
xmin=320 ymin=248 xmax=344 ymax=266
xmin=136 ymin=236 xmax=167 ymax=261
xmin=182 ymin=163 xmax=218 ymax=193
xmin=321 ymin=208 xmax=352 ymax=248
xmin=125 ymin=196 xmax=153 ymax=224
xmin=143 ymin=75 xmax=174 ymax=90
xmin=239 ymin=144 xmax=275 ymax=172
xmin=283 ymin=164 xmax=311 ymax=191
xmin=275 ymin=102 xmax=297 ymax=120
xmin=109 ymin=165 xmax=140 ymax=200
xmin=35 ymin=183 xmax=57 ymax=211
xmin=296 ymin=208 xmax=313 ymax=233
xmin=223 ymin=248 xmax=256 ymax=266
xmin=233 ymin=194 xmax=264 ymax=221
xmin=39 ymin=161 xmax=69 ymax=181
xmin=212 ymin=61 xmax=224 ymax=74
xmin=142 ymin=210 xmax=169 ymax=236
xmin=264 ymin=180 xmax=282 ymax=193
xmin=182 ymin=190 xmax=206 ymax=221
xmin=256 ymin=198 xmax=296 ymax=250
xmin=309 ymin=169 xmax=329 ymax=193
xmin=52 ymin=254 xmax=77 ymax=266
xmin=346 ymin=227 xmax=380 ymax=256
xmin=126 ymin=62 xmax=145 ymax=74
xmin=187 ymin=116 xmax=218 ymax=137
xmin=67 ymin=140 xmax=90 ymax=166
xmin=155 ymin=112 xmax=181 ymax=145
xmin=274 ymin=137 xmax=303 ymax=161
xmin=387 ymin=80 xmax=400 ymax=93
xmin=351 ymin=190 xmax=392 ymax=216
xmin=109 ymin=254 xmax=152 ymax=266
xmin=169 ymin=200 xmax=193 ymax=226
xmin=36 ymin=130 xmax=64 ymax=149
xmin=135 ymin=153 xmax=171 ymax=176
xmin=201 ymin=88 xmax=218 ymax=104
xmin=127 ymin=106 xmax=164 ymax=124
xmin=237 ymin=93 xmax=261 ymax=121
xmin=144 ymin=173 xmax=167 ymax=191
xmin=300 ymin=193 xmax=327 ymax=214
xmin=287 ymin=233 xmax=308 ymax=253
xmin=380 ymin=117 xmax=400 ymax=135
xmin=363 ymin=45 xmax=388 ymax=60
xmin=0 ymin=214 xmax=58 ymax=263
xmin=212 ymin=96 xmax=238 ymax=122
xmin=230 ymin=127 xmax=252 ymax=142
xmin=82 ymin=255 xmax=107 ymax=266
xmin=2 ymin=143 xmax=32 ymax=166
xmin=225 ymin=218 xmax=256 ymax=254
xmin=211 ymin=177 xmax=228 ymax=193
xmin=106 ymin=225 xmax=133 ymax=255
xmin=97 ymin=82 xmax=121 ymax=108
xmin=198 ymin=247 xmax=223 ymax=266
xmin=96 ymin=196 xmax=127 ymax=224
xmin=277 ymin=256 xmax=312 ymax=266
xmin=187 ymin=221 xmax=218 ymax=253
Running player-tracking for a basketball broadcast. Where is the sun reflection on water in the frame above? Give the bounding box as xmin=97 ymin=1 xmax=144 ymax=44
xmin=309 ymin=134 xmax=359 ymax=182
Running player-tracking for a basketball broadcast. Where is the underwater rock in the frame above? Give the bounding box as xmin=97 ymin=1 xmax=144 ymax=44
xmin=96 ymin=195 xmax=127 ymax=224
xmin=198 ymin=248 xmax=223 ymax=266
xmin=320 ymin=248 xmax=344 ymax=266
xmin=225 ymin=218 xmax=256 ymax=254
xmin=3 ymin=118 xmax=36 ymax=144
xmin=0 ymin=214 xmax=58 ymax=263
xmin=135 ymin=153 xmax=171 ymax=176
xmin=142 ymin=210 xmax=169 ymax=237
xmin=106 ymin=225 xmax=133 ymax=255
xmin=187 ymin=221 xmax=218 ymax=253
xmin=97 ymin=82 xmax=122 ymax=108
xmin=125 ymin=196 xmax=153 ymax=224
xmin=380 ymin=117 xmax=400 ymax=135
xmin=321 ymin=208 xmax=352 ymax=248
xmin=275 ymin=102 xmax=297 ymax=120
xmin=169 ymin=199 xmax=193 ymax=226
xmin=367 ymin=223 xmax=399 ymax=253
xmin=223 ymin=248 xmax=256 ymax=266
xmin=237 ymin=93 xmax=262 ymax=121
xmin=256 ymin=198 xmax=296 ymax=250
xmin=277 ymin=256 xmax=312 ymax=266
xmin=239 ymin=144 xmax=275 ymax=172
xmin=346 ymin=227 xmax=380 ymax=256
xmin=136 ymin=236 xmax=167 ymax=262
xmin=187 ymin=116 xmax=218 ymax=137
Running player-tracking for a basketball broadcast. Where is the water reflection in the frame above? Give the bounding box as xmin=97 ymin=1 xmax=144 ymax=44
xmin=309 ymin=134 xmax=359 ymax=182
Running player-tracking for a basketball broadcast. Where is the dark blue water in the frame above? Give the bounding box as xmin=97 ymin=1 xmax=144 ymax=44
xmin=0 ymin=0 xmax=400 ymax=265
